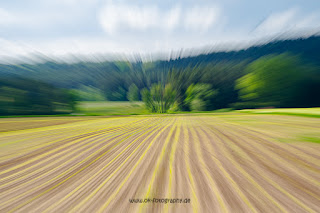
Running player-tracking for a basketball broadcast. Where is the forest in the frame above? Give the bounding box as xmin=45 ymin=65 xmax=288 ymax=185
xmin=0 ymin=77 xmax=75 ymax=115
xmin=0 ymin=36 xmax=319 ymax=114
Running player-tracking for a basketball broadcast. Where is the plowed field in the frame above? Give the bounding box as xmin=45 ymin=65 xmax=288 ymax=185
xmin=0 ymin=114 xmax=319 ymax=212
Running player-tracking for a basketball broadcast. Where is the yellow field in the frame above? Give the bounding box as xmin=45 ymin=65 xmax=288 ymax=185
xmin=0 ymin=114 xmax=319 ymax=212
xmin=239 ymin=107 xmax=320 ymax=117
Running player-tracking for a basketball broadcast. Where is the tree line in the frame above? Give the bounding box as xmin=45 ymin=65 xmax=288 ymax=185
xmin=125 ymin=53 xmax=320 ymax=113
xmin=0 ymin=76 xmax=75 ymax=115
xmin=0 ymin=36 xmax=319 ymax=114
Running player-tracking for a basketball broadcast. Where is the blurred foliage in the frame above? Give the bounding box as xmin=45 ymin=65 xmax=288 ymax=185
xmin=185 ymin=84 xmax=218 ymax=111
xmin=127 ymin=84 xmax=140 ymax=102
xmin=71 ymin=85 xmax=106 ymax=101
xmin=0 ymin=36 xmax=320 ymax=114
xmin=0 ymin=77 xmax=75 ymax=115
xmin=235 ymin=53 xmax=320 ymax=108
xmin=141 ymin=83 xmax=176 ymax=113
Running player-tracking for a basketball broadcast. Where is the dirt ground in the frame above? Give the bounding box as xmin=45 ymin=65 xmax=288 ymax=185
xmin=0 ymin=114 xmax=319 ymax=212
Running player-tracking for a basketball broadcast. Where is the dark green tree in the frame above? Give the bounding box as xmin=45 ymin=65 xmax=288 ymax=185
xmin=185 ymin=83 xmax=218 ymax=111
xmin=0 ymin=77 xmax=76 ymax=115
xmin=127 ymin=84 xmax=140 ymax=101
xmin=235 ymin=53 xmax=308 ymax=107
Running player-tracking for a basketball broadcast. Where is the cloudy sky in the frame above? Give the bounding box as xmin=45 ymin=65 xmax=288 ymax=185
xmin=0 ymin=0 xmax=320 ymax=60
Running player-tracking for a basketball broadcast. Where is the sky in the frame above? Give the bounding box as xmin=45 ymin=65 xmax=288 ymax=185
xmin=0 ymin=0 xmax=320 ymax=61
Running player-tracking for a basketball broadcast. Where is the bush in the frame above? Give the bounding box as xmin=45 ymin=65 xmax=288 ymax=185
xmin=141 ymin=83 xmax=176 ymax=113
xmin=190 ymin=99 xmax=206 ymax=111
xmin=185 ymin=83 xmax=218 ymax=111
xmin=127 ymin=84 xmax=140 ymax=101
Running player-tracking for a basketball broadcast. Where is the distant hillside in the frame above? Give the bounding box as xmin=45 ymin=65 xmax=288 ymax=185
xmin=0 ymin=36 xmax=320 ymax=88
xmin=0 ymin=35 xmax=319 ymax=109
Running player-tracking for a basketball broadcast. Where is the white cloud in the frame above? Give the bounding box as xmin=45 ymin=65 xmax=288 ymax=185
xmin=164 ymin=6 xmax=181 ymax=31
xmin=184 ymin=6 xmax=220 ymax=32
xmin=98 ymin=3 xmax=220 ymax=34
xmin=99 ymin=3 xmax=159 ymax=34
xmin=1 ymin=2 xmax=320 ymax=62
xmin=253 ymin=8 xmax=320 ymax=37
xmin=295 ymin=12 xmax=320 ymax=29
xmin=258 ymin=8 xmax=297 ymax=33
